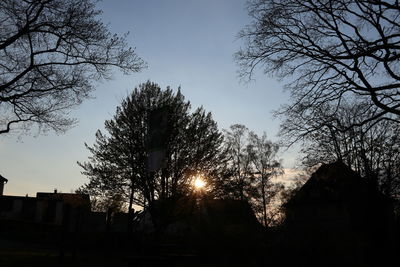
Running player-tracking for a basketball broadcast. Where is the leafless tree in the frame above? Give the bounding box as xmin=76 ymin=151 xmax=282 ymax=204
xmin=222 ymin=125 xmax=284 ymax=226
xmin=223 ymin=124 xmax=255 ymax=201
xmin=237 ymin=0 xmax=400 ymax=127
xmin=248 ymin=132 xmax=283 ymax=227
xmin=0 ymin=0 xmax=145 ymax=134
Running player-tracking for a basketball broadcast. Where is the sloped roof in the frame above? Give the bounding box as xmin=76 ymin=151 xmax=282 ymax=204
xmin=286 ymin=161 xmax=378 ymax=207
xmin=0 ymin=174 xmax=8 ymax=183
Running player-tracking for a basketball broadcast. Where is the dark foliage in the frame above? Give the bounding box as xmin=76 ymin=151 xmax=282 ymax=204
xmin=78 ymin=81 xmax=225 ymax=210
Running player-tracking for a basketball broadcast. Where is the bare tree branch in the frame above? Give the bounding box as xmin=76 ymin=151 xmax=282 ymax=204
xmin=237 ymin=0 xmax=400 ymax=126
xmin=0 ymin=0 xmax=145 ymax=134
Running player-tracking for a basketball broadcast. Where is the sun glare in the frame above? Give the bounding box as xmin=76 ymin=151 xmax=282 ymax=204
xmin=194 ymin=177 xmax=206 ymax=190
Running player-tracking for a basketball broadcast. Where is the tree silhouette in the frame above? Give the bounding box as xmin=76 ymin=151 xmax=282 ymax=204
xmin=248 ymin=132 xmax=283 ymax=227
xmin=222 ymin=124 xmax=254 ymax=201
xmin=220 ymin=124 xmax=283 ymax=226
xmin=0 ymin=0 xmax=144 ymax=134
xmin=237 ymin=0 xmax=400 ymax=127
xmin=78 ymin=81 xmax=225 ymax=213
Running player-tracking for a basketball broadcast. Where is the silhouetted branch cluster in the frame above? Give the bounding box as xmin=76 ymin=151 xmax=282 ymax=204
xmin=217 ymin=124 xmax=284 ymax=226
xmin=0 ymin=0 xmax=145 ymax=134
xmin=78 ymin=82 xmax=226 ymax=212
xmin=237 ymin=0 xmax=400 ymax=127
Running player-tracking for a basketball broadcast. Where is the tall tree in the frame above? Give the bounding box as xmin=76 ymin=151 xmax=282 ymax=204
xmin=248 ymin=132 xmax=283 ymax=227
xmin=236 ymin=0 xmax=400 ymax=127
xmin=222 ymin=124 xmax=254 ymax=201
xmin=221 ymin=124 xmax=283 ymax=226
xmin=78 ymin=82 xmax=225 ymax=212
xmin=0 ymin=0 xmax=144 ymax=134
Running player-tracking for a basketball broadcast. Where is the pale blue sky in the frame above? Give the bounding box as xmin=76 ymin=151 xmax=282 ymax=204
xmin=0 ymin=0 xmax=298 ymax=196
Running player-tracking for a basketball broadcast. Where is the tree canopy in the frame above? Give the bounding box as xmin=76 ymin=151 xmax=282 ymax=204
xmin=78 ymin=81 xmax=225 ymax=210
xmin=219 ymin=124 xmax=283 ymax=226
xmin=237 ymin=0 xmax=400 ymax=127
xmin=0 ymin=0 xmax=144 ymax=134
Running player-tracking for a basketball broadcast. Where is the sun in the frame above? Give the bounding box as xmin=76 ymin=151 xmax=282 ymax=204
xmin=194 ymin=177 xmax=206 ymax=190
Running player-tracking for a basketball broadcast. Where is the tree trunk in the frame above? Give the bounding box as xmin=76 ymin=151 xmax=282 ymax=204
xmin=128 ymin=178 xmax=134 ymax=232
xmin=261 ymin=174 xmax=267 ymax=227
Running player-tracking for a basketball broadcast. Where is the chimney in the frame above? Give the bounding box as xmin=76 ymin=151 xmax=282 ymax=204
xmin=54 ymin=189 xmax=57 ymax=194
xmin=0 ymin=175 xmax=8 ymax=196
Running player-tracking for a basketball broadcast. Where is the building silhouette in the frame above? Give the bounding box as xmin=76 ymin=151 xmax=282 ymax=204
xmin=283 ymin=161 xmax=396 ymax=266
xmin=0 ymin=174 xmax=7 ymax=196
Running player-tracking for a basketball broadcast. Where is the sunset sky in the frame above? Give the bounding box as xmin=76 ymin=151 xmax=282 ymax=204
xmin=0 ymin=0 xmax=299 ymax=196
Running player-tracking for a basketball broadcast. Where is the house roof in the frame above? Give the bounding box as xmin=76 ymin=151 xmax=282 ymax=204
xmin=285 ymin=161 xmax=381 ymax=207
xmin=0 ymin=174 xmax=8 ymax=183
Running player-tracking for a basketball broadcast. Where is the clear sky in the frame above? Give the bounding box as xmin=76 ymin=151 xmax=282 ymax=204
xmin=0 ymin=0 xmax=298 ymax=197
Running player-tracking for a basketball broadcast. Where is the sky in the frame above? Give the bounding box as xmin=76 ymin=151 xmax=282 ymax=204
xmin=0 ymin=0 xmax=299 ymax=197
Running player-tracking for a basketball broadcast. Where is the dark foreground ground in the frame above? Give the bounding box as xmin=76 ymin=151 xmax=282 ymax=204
xmin=0 ymin=237 xmax=263 ymax=267
xmin=1 ymin=219 xmax=398 ymax=267
xmin=2 ymin=232 xmax=398 ymax=267
xmin=0 ymin=226 xmax=267 ymax=267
